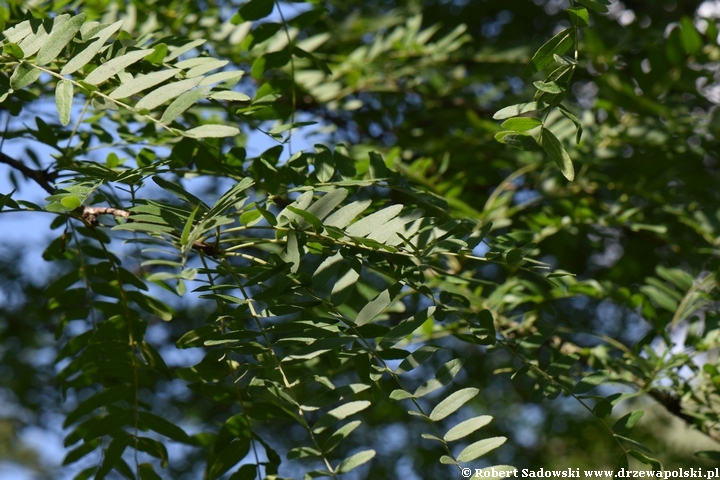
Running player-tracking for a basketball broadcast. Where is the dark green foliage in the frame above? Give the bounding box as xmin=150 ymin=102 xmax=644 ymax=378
xmin=0 ymin=0 xmax=718 ymax=478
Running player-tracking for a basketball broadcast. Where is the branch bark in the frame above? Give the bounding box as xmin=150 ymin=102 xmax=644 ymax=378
xmin=1 ymin=154 xmax=219 ymax=255
xmin=0 ymin=151 xmax=57 ymax=195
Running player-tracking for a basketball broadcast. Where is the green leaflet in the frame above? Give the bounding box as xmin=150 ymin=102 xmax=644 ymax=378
xmin=312 ymin=250 xmax=344 ymax=288
xmin=613 ymin=452 xmax=629 ymax=478
xmin=109 ymin=69 xmax=181 ymax=99
xmin=322 ymin=420 xmax=361 ymax=453
xmin=135 ymin=77 xmax=203 ymax=111
xmin=313 ymin=401 xmax=371 ymax=433
xmin=324 ymin=199 xmax=372 ymax=228
xmin=414 ymin=358 xmax=464 ymax=397
xmin=55 ymin=80 xmax=73 ymax=126
xmin=137 ymin=412 xmax=192 ymax=443
xmin=500 ymin=117 xmax=542 ymax=131
xmin=396 ymin=345 xmax=439 ymax=374
xmin=3 ymin=42 xmax=24 ymax=59
xmin=63 ymin=385 xmax=134 ymax=428
xmin=444 ymin=415 xmax=493 ymax=442
xmin=379 ymin=307 xmax=435 ymax=348
xmin=288 ymin=447 xmax=321 ymax=459
xmin=522 ymin=28 xmax=574 ymax=78
xmin=63 ymin=440 xmax=100 ymax=466
xmin=205 ymin=177 xmax=254 ymax=219
xmin=540 ymin=128 xmax=575 ymax=181
xmin=429 ymin=388 xmax=479 ymax=421
xmin=559 ymin=105 xmax=583 ymax=144
xmin=180 ymin=205 xmax=200 ymax=246
xmin=206 ymin=438 xmax=251 ymax=479
xmin=567 ymin=7 xmax=590 ymax=27
xmin=335 ymin=450 xmax=375 ymax=474
xmin=545 ymin=353 xmax=578 ymax=377
xmin=84 ymin=49 xmax=154 ymax=85
xmin=368 ymin=209 xmax=423 ymax=245
xmin=208 ymin=91 xmax=251 ymax=102
xmin=185 ymin=59 xmax=228 ymax=77
xmin=576 ymin=0 xmax=609 ymax=13
xmin=457 ymin=436 xmax=507 ymax=462
xmin=307 ymin=188 xmax=348 ymax=220
xmin=138 ymin=463 xmax=164 ymax=480
xmin=10 ymin=62 xmax=42 ymax=89
xmin=96 ymin=434 xmax=132 ymax=478
xmin=330 ymin=260 xmax=360 ymax=305
xmin=17 ymin=17 xmax=54 ymax=57
xmin=573 ymin=370 xmax=608 ymax=394
xmin=355 ymin=283 xmax=402 ymax=326
xmin=345 ymin=204 xmax=403 ymax=237
xmin=494 ymin=131 xmax=540 ymax=151
xmin=611 ymin=410 xmax=644 ymax=435
xmin=286 ymin=205 xmax=322 ymax=230
xmin=282 ymin=230 xmax=301 ymax=273
xmin=2 ymin=20 xmax=34 ymax=44
xmin=628 ymin=450 xmax=663 ymax=470
xmin=36 ymin=13 xmax=85 ymax=65
xmin=166 ymin=39 xmax=207 ymax=62
xmin=493 ymin=101 xmax=544 ymax=120
xmin=61 ymin=20 xmax=126 ymax=75
xmin=235 ymin=0 xmax=274 ymax=22
xmin=200 ymin=70 xmax=245 ymax=86
xmin=184 ymin=125 xmax=240 ymax=139
xmin=160 ymin=86 xmax=210 ymax=124
xmin=389 ymin=389 xmax=414 ymax=401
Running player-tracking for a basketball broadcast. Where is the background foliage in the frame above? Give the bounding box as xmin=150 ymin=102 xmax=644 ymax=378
xmin=1 ymin=0 xmax=720 ymax=478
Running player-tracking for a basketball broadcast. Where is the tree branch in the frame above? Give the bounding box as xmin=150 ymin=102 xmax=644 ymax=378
xmin=0 ymin=151 xmax=57 ymax=195
xmin=80 ymin=207 xmax=219 ymax=255
xmin=0 ymin=156 xmax=220 ymax=255
xmin=648 ymin=389 xmax=720 ymax=444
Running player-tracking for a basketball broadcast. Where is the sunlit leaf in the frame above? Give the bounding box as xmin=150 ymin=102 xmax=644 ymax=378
xmin=429 ymin=388 xmax=479 ymax=421
xmin=611 ymin=410 xmax=644 ymax=435
xmin=567 ymin=7 xmax=590 ymax=27
xmin=55 ymin=80 xmax=73 ymax=126
xmin=325 ymin=199 xmax=372 ymax=229
xmin=457 ymin=437 xmax=507 ymax=462
xmin=135 ymin=77 xmax=203 ymax=111
xmin=36 ymin=13 xmax=85 ymax=65
xmin=336 ymin=450 xmax=375 ymax=474
xmin=414 ymin=358 xmax=464 ymax=398
xmin=355 ymin=283 xmax=401 ymax=326
xmin=3 ymin=42 xmax=24 ymax=59
xmin=209 ymin=91 xmax=251 ymax=102
xmin=493 ymin=101 xmax=544 ymax=120
xmin=84 ymin=49 xmax=154 ymax=85
xmin=184 ymin=124 xmax=240 ymax=138
xmin=160 ymin=86 xmax=210 ymax=124
xmin=10 ymin=62 xmax=41 ymax=89
xmin=500 ymin=117 xmax=542 ymax=131
xmin=444 ymin=415 xmax=493 ymax=442
xmin=110 ymin=69 xmax=180 ymax=99
xmin=523 ymin=28 xmax=574 ymax=78
xmin=61 ymin=20 xmax=125 ymax=74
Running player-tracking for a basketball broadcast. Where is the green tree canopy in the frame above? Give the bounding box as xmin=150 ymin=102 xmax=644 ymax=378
xmin=1 ymin=0 xmax=719 ymax=478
